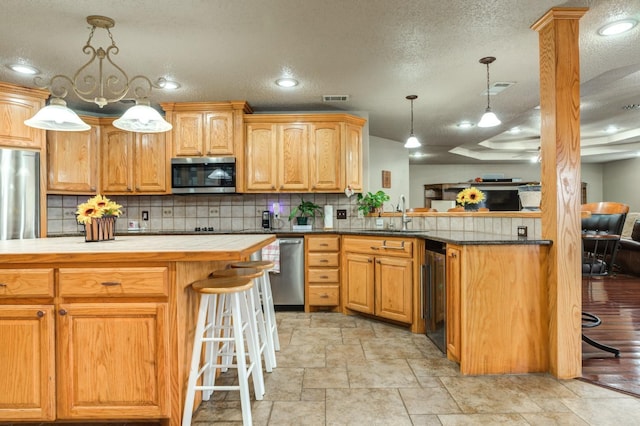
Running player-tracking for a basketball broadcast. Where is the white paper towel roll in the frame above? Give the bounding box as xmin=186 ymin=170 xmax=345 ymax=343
xmin=324 ymin=205 xmax=334 ymax=229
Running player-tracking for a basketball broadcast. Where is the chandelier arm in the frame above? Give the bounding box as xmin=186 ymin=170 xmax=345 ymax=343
xmin=34 ymin=75 xmax=72 ymax=99
xmin=129 ymin=75 xmax=160 ymax=100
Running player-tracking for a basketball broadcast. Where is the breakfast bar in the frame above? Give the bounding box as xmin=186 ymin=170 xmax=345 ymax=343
xmin=0 ymin=234 xmax=275 ymax=426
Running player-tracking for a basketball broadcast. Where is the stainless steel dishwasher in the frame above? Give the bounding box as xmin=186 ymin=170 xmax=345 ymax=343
xmin=269 ymin=237 xmax=305 ymax=309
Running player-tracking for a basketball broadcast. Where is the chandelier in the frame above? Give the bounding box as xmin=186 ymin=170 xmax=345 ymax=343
xmin=477 ymin=56 xmax=501 ymax=128
xmin=404 ymin=95 xmax=421 ymax=148
xmin=24 ymin=15 xmax=172 ymax=133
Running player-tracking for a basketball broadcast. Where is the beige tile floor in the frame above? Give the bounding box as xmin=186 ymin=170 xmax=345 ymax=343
xmin=192 ymin=312 xmax=640 ymax=425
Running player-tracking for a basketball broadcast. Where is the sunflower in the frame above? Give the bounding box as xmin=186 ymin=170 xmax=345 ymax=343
xmin=76 ymin=195 xmax=122 ymax=224
xmin=456 ymin=187 xmax=486 ymax=205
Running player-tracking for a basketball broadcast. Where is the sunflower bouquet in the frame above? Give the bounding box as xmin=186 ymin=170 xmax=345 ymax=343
xmin=76 ymin=195 xmax=122 ymax=224
xmin=456 ymin=187 xmax=486 ymax=206
xmin=76 ymin=195 xmax=122 ymax=242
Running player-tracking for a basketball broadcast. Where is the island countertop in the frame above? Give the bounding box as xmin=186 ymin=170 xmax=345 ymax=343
xmin=0 ymin=234 xmax=276 ymax=264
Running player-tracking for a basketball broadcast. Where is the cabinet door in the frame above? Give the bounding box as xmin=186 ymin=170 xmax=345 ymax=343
xmin=278 ymin=123 xmax=309 ymax=191
xmin=47 ymin=126 xmax=99 ymax=193
xmin=375 ymin=256 xmax=413 ymax=323
xmin=344 ymin=252 xmax=375 ymax=314
xmin=56 ymin=303 xmax=170 ymax=419
xmin=101 ymin=125 xmax=135 ymax=193
xmin=246 ymin=123 xmax=277 ymax=190
xmin=173 ymin=112 xmax=204 ymax=156
xmin=0 ymin=306 xmax=55 ymax=421
xmin=309 ymin=122 xmax=341 ymax=191
xmin=446 ymin=246 xmax=461 ymax=362
xmin=204 ymin=111 xmax=234 ymax=155
xmin=0 ymin=92 xmax=44 ymax=149
xmin=135 ymin=132 xmax=168 ymax=193
xmin=344 ymin=123 xmax=363 ymax=192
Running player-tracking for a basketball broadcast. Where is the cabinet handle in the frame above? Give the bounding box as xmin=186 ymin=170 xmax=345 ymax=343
xmin=450 ymin=252 xmax=457 ymax=258
xmin=271 ymin=185 xmax=276 ymax=190
xmin=101 ymin=281 xmax=122 ymax=286
xmin=127 ymin=186 xmax=132 ymax=191
xmin=0 ymin=283 xmax=6 ymax=287
xmin=37 ymin=310 xmax=45 ymax=318
xmin=59 ymin=309 xmax=67 ymax=316
xmin=368 ymin=258 xmax=373 ymax=263
xmin=197 ymin=151 xmax=202 ymax=156
xmin=320 ymin=243 xmax=329 ymax=246
xmin=320 ymin=275 xmax=329 ymax=279
xmin=376 ymin=259 xmax=381 ymax=264
xmin=381 ymin=240 xmax=405 ymax=250
xmin=90 ymin=186 xmax=96 ymax=191
xmin=320 ymin=294 xmax=329 ymax=298
xmin=280 ymin=185 xmax=284 ymax=190
xmin=319 ymin=259 xmax=329 ymax=263
xmin=370 ymin=246 xmax=380 ymax=250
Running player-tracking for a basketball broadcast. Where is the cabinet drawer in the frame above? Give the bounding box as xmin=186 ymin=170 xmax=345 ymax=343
xmin=343 ymin=237 xmax=413 ymax=257
xmin=307 ymin=268 xmax=339 ymax=283
xmin=308 ymin=252 xmax=339 ymax=267
xmin=308 ymin=285 xmax=339 ymax=306
xmin=0 ymin=269 xmax=54 ymax=298
xmin=58 ymin=267 xmax=169 ymax=297
xmin=307 ymin=236 xmax=340 ymax=251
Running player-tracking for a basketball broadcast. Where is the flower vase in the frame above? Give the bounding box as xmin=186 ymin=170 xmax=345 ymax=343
xmin=85 ymin=216 xmax=117 ymax=242
xmin=464 ymin=204 xmax=479 ymax=212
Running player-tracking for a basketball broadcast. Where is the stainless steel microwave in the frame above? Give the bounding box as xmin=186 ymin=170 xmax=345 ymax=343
xmin=171 ymin=157 xmax=236 ymax=194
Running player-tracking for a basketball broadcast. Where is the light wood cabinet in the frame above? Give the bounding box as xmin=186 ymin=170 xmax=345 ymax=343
xmin=244 ymin=113 xmax=365 ymax=193
xmin=0 ymin=265 xmax=170 ymax=421
xmin=342 ymin=236 xmax=413 ymax=324
xmin=305 ymin=235 xmax=341 ymax=311
xmin=100 ymin=122 xmax=168 ymax=194
xmin=56 ymin=302 xmax=169 ymax=419
xmin=0 ymin=82 xmax=48 ymax=150
xmin=445 ymin=245 xmax=461 ymax=362
xmin=46 ymin=117 xmax=100 ymax=194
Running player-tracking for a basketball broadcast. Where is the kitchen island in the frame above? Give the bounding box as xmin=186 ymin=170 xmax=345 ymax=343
xmin=0 ymin=234 xmax=275 ymax=425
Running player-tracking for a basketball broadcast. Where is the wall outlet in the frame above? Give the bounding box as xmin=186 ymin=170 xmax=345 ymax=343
xmin=375 ymin=218 xmax=384 ymax=229
xmin=162 ymin=208 xmax=173 ymax=217
xmin=517 ymin=226 xmax=528 ymax=237
xmin=209 ymin=207 xmax=219 ymax=216
xmin=336 ymin=209 xmax=347 ymax=219
xmin=142 ymin=211 xmax=149 ymax=221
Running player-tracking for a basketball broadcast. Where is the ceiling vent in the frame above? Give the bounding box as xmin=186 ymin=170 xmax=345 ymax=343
xmin=322 ymin=95 xmax=350 ymax=102
xmin=482 ymin=81 xmax=516 ymax=96
xmin=622 ymin=104 xmax=640 ymax=110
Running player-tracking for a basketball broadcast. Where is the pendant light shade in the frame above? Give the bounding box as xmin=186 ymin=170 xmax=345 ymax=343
xmin=113 ymin=100 xmax=173 ymax=133
xmin=477 ymin=56 xmax=501 ymax=128
xmin=24 ymin=97 xmax=90 ymax=131
xmin=404 ymin=95 xmax=421 ymax=148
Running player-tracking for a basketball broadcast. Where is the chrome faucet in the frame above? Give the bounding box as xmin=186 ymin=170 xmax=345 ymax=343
xmin=400 ymin=194 xmax=411 ymax=231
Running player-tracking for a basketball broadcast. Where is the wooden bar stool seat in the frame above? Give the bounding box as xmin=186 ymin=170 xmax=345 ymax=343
xmin=230 ymin=260 xmax=280 ymax=358
xmin=182 ymin=276 xmax=264 ymax=426
xmin=210 ymin=267 xmax=275 ymax=371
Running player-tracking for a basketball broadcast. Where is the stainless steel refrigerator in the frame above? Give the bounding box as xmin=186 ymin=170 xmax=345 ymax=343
xmin=0 ymin=148 xmax=40 ymax=240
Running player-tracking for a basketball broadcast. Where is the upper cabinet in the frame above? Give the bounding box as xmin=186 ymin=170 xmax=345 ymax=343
xmin=0 ymin=82 xmax=49 ymax=150
xmin=244 ymin=114 xmax=366 ymax=193
xmin=47 ymin=116 xmax=100 ymax=194
xmin=100 ymin=121 xmax=169 ymax=195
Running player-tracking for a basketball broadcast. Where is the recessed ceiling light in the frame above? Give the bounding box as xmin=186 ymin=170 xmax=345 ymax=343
xmin=158 ymin=79 xmax=181 ymax=90
xmin=457 ymin=121 xmax=474 ymax=129
xmin=509 ymin=126 xmax=522 ymax=134
xmin=7 ymin=63 xmax=39 ymax=75
xmin=604 ymin=125 xmax=618 ymax=134
xmin=598 ymin=19 xmax=637 ymax=36
xmin=410 ymin=152 xmax=425 ymax=158
xmin=275 ymin=77 xmax=298 ymax=88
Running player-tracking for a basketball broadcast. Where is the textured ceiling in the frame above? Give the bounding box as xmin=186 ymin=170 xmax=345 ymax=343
xmin=1 ymin=0 xmax=640 ymax=164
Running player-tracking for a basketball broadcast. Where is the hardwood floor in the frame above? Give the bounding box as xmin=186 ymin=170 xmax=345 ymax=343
xmin=581 ymin=273 xmax=640 ymax=396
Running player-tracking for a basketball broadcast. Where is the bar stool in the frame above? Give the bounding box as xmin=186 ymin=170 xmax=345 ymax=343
xmin=230 ymin=260 xmax=280 ymax=355
xmin=210 ymin=268 xmax=276 ymax=371
xmin=182 ymin=276 xmax=264 ymax=426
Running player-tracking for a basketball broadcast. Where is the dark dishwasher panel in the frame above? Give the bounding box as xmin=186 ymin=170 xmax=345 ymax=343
xmin=424 ymin=239 xmax=447 ymax=353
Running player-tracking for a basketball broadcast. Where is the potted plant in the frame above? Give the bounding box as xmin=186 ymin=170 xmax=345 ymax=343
xmin=288 ymin=197 xmax=323 ymax=225
xmin=356 ymin=190 xmax=390 ymax=216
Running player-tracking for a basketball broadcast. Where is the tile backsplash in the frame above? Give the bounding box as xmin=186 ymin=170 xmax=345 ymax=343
xmin=47 ymin=194 xmax=541 ymax=238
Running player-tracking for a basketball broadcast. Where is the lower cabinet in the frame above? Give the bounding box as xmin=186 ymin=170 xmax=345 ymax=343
xmin=305 ymin=235 xmax=341 ymax=311
xmin=0 ymin=266 xmax=170 ymax=422
xmin=343 ymin=236 xmax=413 ymax=324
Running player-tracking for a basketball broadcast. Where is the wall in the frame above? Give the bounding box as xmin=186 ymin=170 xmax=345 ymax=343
xmin=602 ymin=156 xmax=640 ymax=211
xmin=367 ymin=136 xmax=410 ymax=212
xmin=409 ymin=162 xmax=605 ymax=209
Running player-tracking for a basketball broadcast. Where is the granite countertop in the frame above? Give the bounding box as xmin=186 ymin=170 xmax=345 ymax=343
xmin=49 ymin=229 xmax=551 ymax=246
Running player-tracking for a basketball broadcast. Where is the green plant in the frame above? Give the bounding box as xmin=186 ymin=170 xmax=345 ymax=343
xmin=288 ymin=198 xmax=323 ymax=222
xmin=356 ymin=190 xmax=390 ymax=216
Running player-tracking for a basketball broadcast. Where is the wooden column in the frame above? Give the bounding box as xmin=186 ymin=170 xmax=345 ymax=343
xmin=531 ymin=7 xmax=588 ymax=379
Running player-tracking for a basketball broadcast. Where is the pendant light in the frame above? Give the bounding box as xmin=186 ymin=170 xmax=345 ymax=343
xmin=477 ymin=56 xmax=501 ymax=128
xmin=404 ymin=95 xmax=421 ymax=148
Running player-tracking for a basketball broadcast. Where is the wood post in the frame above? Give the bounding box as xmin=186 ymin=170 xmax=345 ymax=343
xmin=531 ymin=7 xmax=588 ymax=379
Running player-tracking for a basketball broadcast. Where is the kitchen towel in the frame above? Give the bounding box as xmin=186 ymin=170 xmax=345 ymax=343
xmin=261 ymin=239 xmax=280 ymax=273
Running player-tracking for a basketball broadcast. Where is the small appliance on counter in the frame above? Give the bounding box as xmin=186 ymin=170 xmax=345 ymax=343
xmin=324 ymin=205 xmax=334 ymax=229
xmin=262 ymin=210 xmax=272 ymax=230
